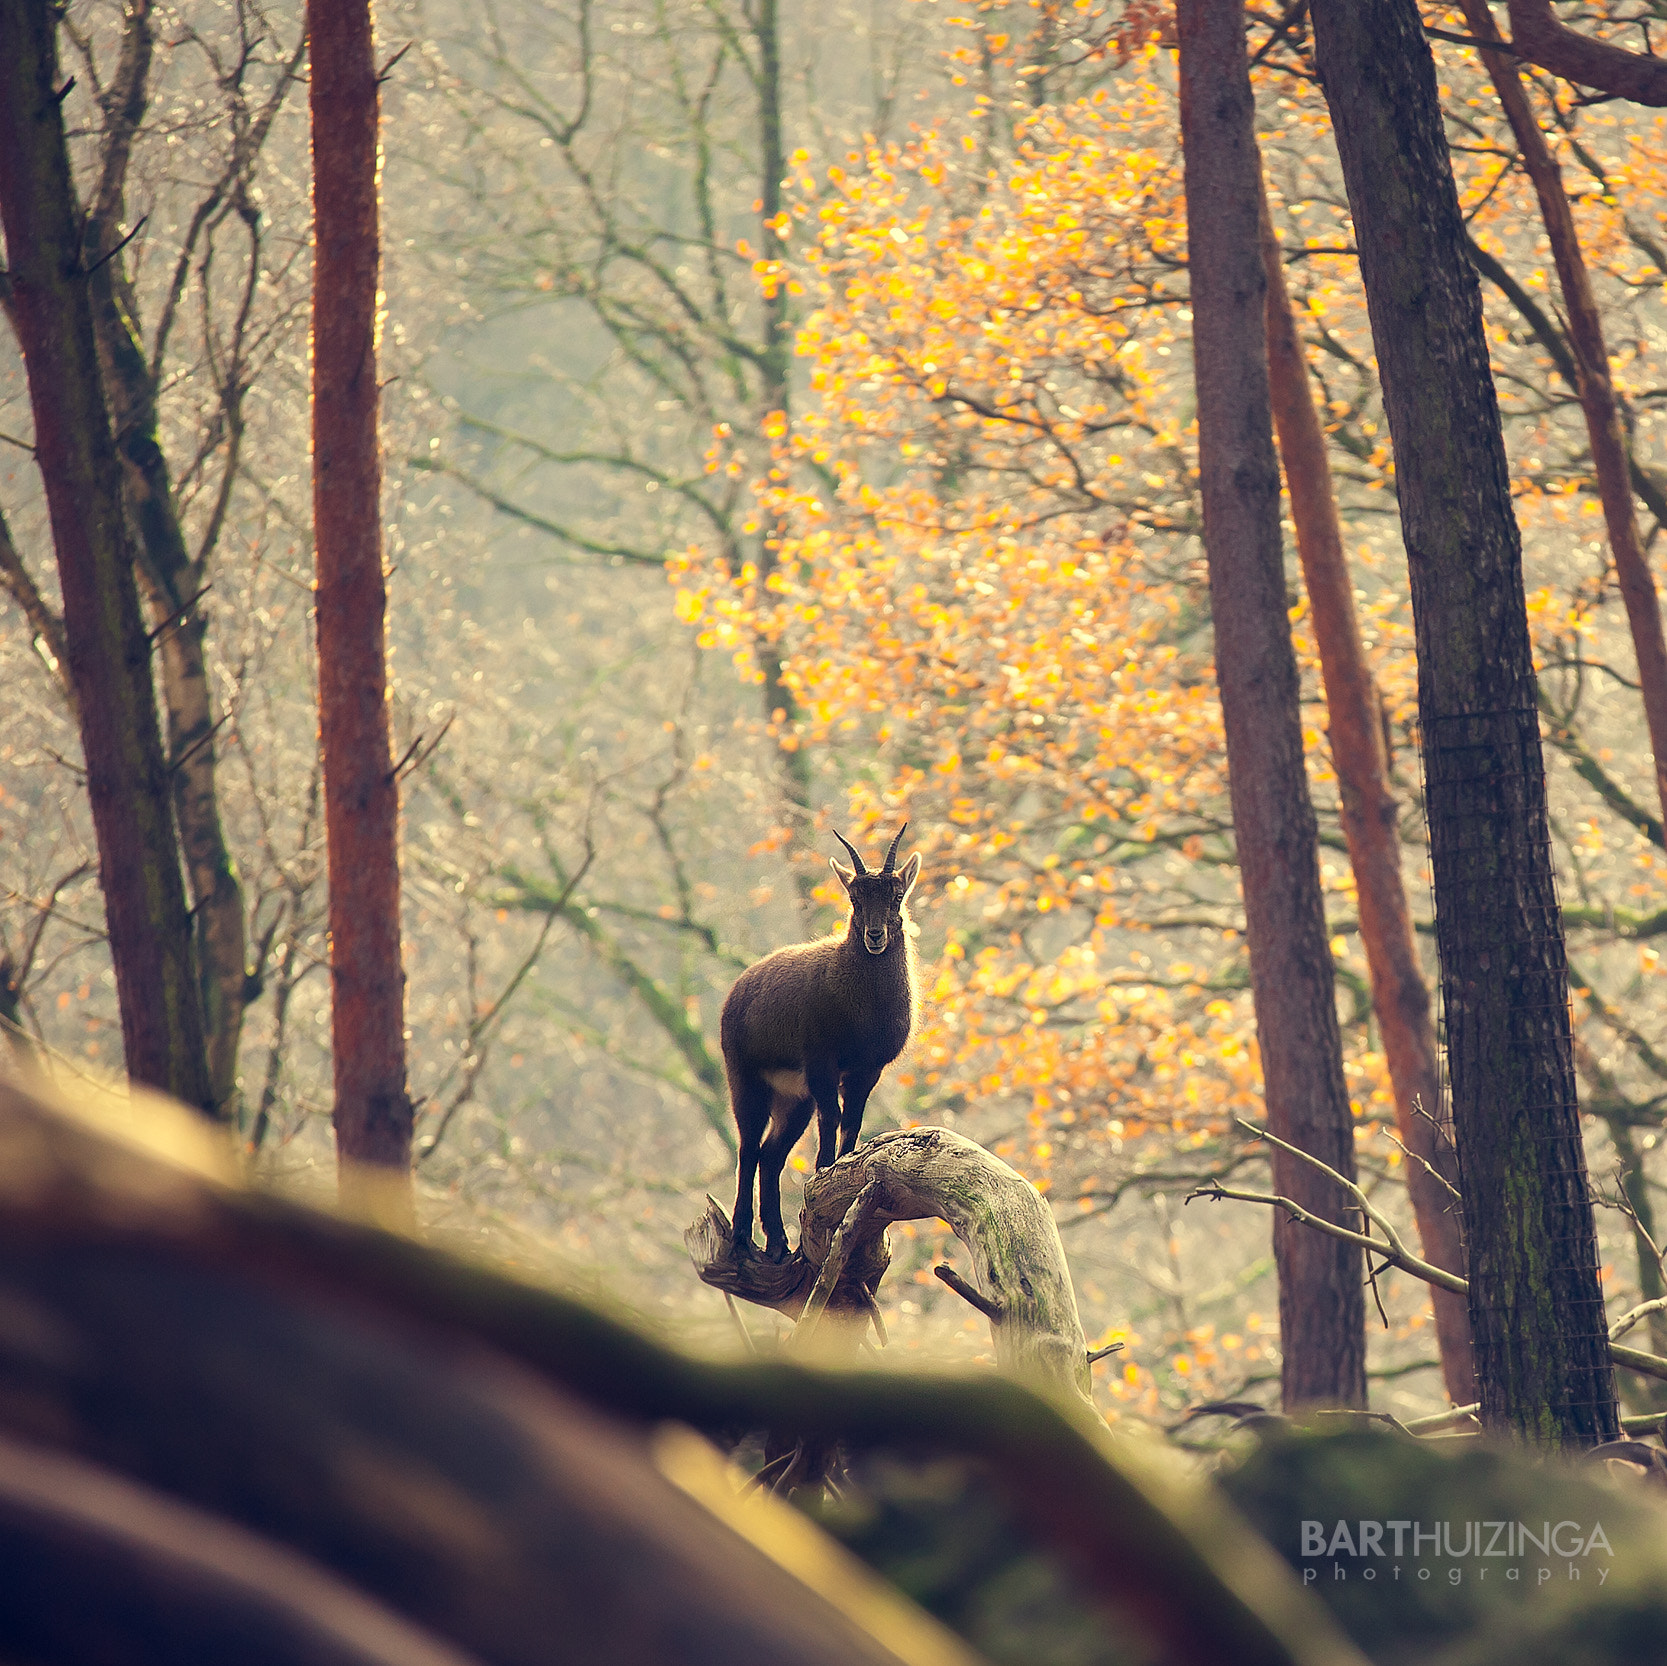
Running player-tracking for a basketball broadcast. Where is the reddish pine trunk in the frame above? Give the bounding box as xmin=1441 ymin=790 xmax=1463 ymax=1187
xmin=1257 ymin=182 xmax=1477 ymax=1406
xmin=309 ymin=0 xmax=413 ymax=1205
xmin=0 ymin=1 xmax=213 ymax=1115
xmin=1178 ymin=0 xmax=1366 ymax=1409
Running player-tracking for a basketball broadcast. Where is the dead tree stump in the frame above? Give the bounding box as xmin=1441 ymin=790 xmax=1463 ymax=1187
xmin=688 ymin=1127 xmax=1091 ymax=1400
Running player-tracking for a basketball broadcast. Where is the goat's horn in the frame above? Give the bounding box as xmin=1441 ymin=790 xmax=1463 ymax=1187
xmin=833 ymin=829 xmax=868 ymax=874
xmin=881 ymin=823 xmax=909 ymax=874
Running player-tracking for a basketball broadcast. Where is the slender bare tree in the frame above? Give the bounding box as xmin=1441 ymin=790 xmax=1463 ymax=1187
xmin=0 ymin=0 xmax=213 ymax=1116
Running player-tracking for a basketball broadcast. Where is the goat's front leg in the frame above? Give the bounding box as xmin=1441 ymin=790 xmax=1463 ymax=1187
xmin=837 ymin=1065 xmax=883 ymax=1158
xmin=807 ymin=1062 xmax=843 ymax=1169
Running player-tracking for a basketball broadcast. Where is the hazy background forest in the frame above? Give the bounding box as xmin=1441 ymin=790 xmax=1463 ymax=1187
xmin=6 ymin=0 xmax=1667 ymax=1426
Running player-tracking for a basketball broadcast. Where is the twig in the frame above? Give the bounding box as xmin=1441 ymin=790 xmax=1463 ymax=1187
xmin=83 ymin=213 xmax=147 ymax=276
xmin=740 ymin=1449 xmax=794 ymax=1496
xmin=723 ymin=1292 xmax=755 ymax=1354
xmin=1365 ymin=1252 xmax=1391 ymax=1330
xmin=1087 ymin=1342 xmax=1126 ymax=1365
xmin=1188 ymin=1178 xmax=1469 ymax=1295
xmin=1247 ymin=0 xmax=1309 ymax=68
xmin=168 ymin=712 xmax=231 ymax=778
xmin=1234 ymin=1117 xmax=1423 ymax=1267
xmin=1402 ymin=1403 xmax=1480 ymax=1434
xmin=795 ymin=1178 xmax=881 ymax=1341
xmin=1381 ymin=1127 xmax=1463 ymax=1205
xmin=1610 ymin=1294 xmax=1667 ymax=1342
xmin=376 ymin=41 xmax=413 ymax=83
xmin=1169 ymin=1400 xmax=1276 ymax=1431
xmin=146 ymin=582 xmax=213 ymax=645
xmin=416 ymin=823 xmax=595 ymax=1162
xmin=1313 ymin=1409 xmax=1408 ymax=1434
xmin=1604 ymin=1154 xmax=1667 ymax=1273
xmin=934 ymin=1263 xmax=1004 ymax=1323
xmin=1425 ymin=25 xmax=1523 ymax=56
xmin=389 ymin=713 xmax=454 ymax=784
xmin=1197 ymin=1167 xmax=1667 ymax=1386
xmin=860 ymin=1291 xmax=888 ymax=1348
xmin=1409 ymin=1093 xmax=1456 ymax=1157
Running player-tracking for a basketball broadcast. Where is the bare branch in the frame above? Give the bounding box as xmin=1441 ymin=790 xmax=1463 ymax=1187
xmin=1506 ymin=0 xmax=1667 ymax=106
xmin=413 ymin=458 xmax=669 ymax=565
xmin=417 ymin=819 xmax=597 ymax=1164
xmin=1381 ymin=1127 xmax=1462 ymax=1205
xmin=794 ymin=1177 xmax=882 ymax=1343
xmin=1610 ymin=1294 xmax=1667 ymax=1343
xmin=0 ymin=504 xmax=73 ymax=712
xmin=1187 ymin=1178 xmax=1469 ymax=1295
xmin=1403 ymin=1403 xmax=1481 ymax=1434
xmin=1194 ymin=1158 xmax=1667 ymax=1385
xmin=1610 ymin=1340 xmax=1667 ymax=1384
xmin=934 ymin=1263 xmax=1004 ymax=1323
xmin=1234 ymin=1116 xmax=1421 ymax=1265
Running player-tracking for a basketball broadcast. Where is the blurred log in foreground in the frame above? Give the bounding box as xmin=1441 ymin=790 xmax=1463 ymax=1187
xmin=0 ymin=1069 xmax=1368 ymax=1666
xmin=687 ymin=1127 xmax=1092 ymax=1399
xmin=0 ymin=1430 xmax=480 ymax=1666
xmin=0 ymin=1072 xmax=970 ymax=1666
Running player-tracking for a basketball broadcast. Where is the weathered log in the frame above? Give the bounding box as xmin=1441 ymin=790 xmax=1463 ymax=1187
xmin=688 ymin=1128 xmax=1091 ymax=1398
xmin=0 ymin=1430 xmax=483 ymax=1666
xmin=0 ymin=1071 xmax=1368 ymax=1666
xmin=0 ymin=1074 xmax=975 ymax=1666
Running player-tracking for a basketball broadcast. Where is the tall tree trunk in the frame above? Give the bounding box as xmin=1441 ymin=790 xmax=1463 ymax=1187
xmin=750 ymin=0 xmax=818 ymax=914
xmin=1256 ymin=177 xmax=1476 ymax=1405
xmin=1312 ymin=0 xmax=1618 ymax=1445
xmin=0 ymin=0 xmax=213 ymax=1117
xmin=1177 ymin=0 xmax=1366 ymax=1410
xmin=121 ymin=432 xmax=250 ymax=1118
xmin=309 ymin=0 xmax=413 ymax=1209
xmin=1457 ymin=0 xmax=1667 ymax=829
xmin=75 ymin=0 xmax=248 ymax=1116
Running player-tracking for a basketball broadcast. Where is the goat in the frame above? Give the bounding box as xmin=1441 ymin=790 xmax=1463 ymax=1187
xmin=723 ymin=825 xmax=922 ymax=1260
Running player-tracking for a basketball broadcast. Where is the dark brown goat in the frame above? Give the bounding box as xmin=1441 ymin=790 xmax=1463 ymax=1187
xmin=723 ymin=826 xmax=921 ymax=1260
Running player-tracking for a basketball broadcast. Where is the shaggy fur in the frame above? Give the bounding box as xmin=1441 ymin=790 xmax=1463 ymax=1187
xmin=723 ymin=829 xmax=921 ymax=1260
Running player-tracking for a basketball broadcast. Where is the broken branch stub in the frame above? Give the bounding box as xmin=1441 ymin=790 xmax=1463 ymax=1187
xmin=689 ymin=1127 xmax=1091 ymax=1398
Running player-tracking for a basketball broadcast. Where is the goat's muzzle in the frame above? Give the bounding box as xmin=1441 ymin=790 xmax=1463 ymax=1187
xmin=864 ymin=928 xmax=889 ymax=955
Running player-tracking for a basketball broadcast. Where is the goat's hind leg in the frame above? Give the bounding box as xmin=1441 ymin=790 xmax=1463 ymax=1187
xmin=729 ymin=1072 xmax=772 ymax=1255
xmin=757 ymin=1093 xmax=814 ymax=1262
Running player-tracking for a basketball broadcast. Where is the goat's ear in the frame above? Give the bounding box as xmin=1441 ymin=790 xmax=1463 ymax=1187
xmin=898 ymin=851 xmax=922 ymax=897
xmin=830 ymin=857 xmax=856 ymax=889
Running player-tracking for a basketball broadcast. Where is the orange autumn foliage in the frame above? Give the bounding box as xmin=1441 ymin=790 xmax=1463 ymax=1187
xmin=678 ymin=8 xmax=1667 ymax=1241
xmin=675 ymin=61 xmax=1395 ymax=1184
xmin=664 ymin=0 xmax=1667 ymax=1411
